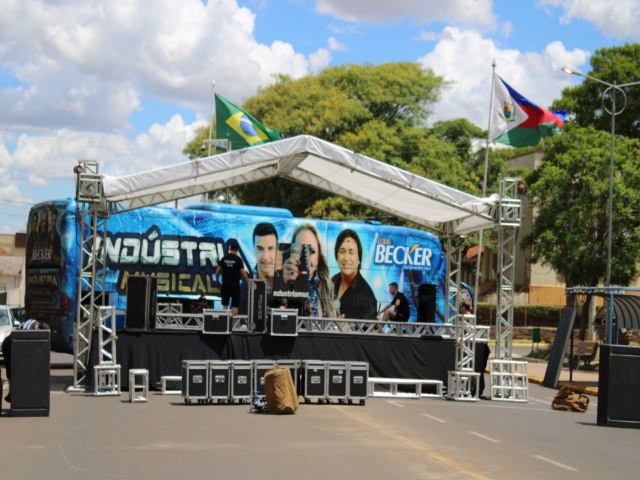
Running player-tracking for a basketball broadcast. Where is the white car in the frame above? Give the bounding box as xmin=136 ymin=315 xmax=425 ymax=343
xmin=0 ymin=305 xmax=19 ymax=356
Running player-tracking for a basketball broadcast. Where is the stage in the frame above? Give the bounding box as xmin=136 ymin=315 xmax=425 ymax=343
xmin=90 ymin=330 xmax=490 ymax=390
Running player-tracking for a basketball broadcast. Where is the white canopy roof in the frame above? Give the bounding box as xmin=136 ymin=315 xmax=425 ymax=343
xmin=102 ymin=135 xmax=499 ymax=235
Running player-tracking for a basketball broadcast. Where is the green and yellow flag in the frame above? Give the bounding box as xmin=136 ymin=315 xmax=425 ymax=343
xmin=215 ymin=93 xmax=280 ymax=150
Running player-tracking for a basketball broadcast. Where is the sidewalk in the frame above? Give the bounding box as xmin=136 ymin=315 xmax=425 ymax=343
xmin=511 ymin=350 xmax=599 ymax=396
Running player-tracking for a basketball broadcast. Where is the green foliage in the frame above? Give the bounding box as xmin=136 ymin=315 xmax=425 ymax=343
xmin=182 ymin=63 xmax=490 ymax=219
xmin=522 ymin=123 xmax=640 ymax=286
xmin=552 ymin=44 xmax=640 ymax=138
xmin=476 ymin=303 xmax=563 ymax=326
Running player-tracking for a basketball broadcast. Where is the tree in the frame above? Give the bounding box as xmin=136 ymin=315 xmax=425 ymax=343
xmin=183 ymin=63 xmax=485 ymax=218
xmin=551 ymin=44 xmax=640 ymax=139
xmin=522 ymin=123 xmax=640 ymax=288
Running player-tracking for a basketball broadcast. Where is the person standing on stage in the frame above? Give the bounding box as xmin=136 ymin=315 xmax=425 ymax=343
xmin=215 ymin=239 xmax=249 ymax=316
xmin=378 ymin=282 xmax=410 ymax=322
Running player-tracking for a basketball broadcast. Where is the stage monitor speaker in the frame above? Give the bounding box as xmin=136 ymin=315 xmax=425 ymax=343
xmin=203 ymin=309 xmax=231 ymax=334
xmin=125 ymin=275 xmax=150 ymax=331
xmin=270 ymin=308 xmax=298 ymax=336
xmin=10 ymin=330 xmax=50 ymax=417
xmin=248 ymin=279 xmax=267 ymax=333
xmin=597 ymin=344 xmax=640 ymax=428
xmin=417 ymin=283 xmax=436 ymax=323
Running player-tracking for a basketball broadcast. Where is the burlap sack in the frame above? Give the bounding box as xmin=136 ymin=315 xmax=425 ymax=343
xmin=551 ymin=386 xmax=589 ymax=412
xmin=265 ymin=367 xmax=299 ymax=414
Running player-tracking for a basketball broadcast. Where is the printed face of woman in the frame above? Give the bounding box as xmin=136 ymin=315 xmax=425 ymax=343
xmin=293 ymin=228 xmax=319 ymax=276
xmin=337 ymin=236 xmax=359 ymax=279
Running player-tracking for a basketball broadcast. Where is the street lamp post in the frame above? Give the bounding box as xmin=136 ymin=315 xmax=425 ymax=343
xmin=562 ymin=65 xmax=640 ymax=343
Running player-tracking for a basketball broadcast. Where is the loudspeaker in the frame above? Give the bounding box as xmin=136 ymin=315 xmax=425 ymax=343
xmin=10 ymin=330 xmax=50 ymax=417
xmin=270 ymin=308 xmax=298 ymax=336
xmin=125 ymin=275 xmax=150 ymax=331
xmin=203 ymin=309 xmax=231 ymax=334
xmin=417 ymin=283 xmax=436 ymax=323
xmin=598 ymin=344 xmax=640 ymax=428
xmin=248 ymin=279 xmax=267 ymax=333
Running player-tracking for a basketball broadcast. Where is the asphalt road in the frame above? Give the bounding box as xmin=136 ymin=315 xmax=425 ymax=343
xmin=1 ymin=360 xmax=638 ymax=480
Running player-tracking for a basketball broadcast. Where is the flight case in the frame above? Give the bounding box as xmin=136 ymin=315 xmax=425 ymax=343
xmin=301 ymin=360 xmax=327 ymax=403
xmin=182 ymin=360 xmax=209 ymax=404
xmin=208 ymin=360 xmax=231 ymax=403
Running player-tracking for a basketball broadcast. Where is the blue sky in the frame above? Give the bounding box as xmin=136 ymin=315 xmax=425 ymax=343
xmin=0 ymin=0 xmax=638 ymax=233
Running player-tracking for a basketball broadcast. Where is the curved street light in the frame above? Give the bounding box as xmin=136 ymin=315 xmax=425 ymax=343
xmin=562 ymin=65 xmax=640 ymax=343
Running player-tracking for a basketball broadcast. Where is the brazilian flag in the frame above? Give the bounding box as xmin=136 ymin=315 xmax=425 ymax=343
xmin=215 ymin=93 xmax=280 ymax=150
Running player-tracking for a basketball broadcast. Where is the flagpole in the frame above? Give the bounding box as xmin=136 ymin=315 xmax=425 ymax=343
xmin=473 ymin=59 xmax=497 ymax=316
xmin=202 ymin=80 xmax=216 ymax=204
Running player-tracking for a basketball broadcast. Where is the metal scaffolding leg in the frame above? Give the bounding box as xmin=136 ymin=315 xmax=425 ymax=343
xmin=446 ymin=313 xmax=479 ymax=401
xmin=444 ymin=235 xmax=464 ymax=323
xmin=70 ymin=160 xmax=110 ymax=391
xmin=495 ymin=178 xmax=521 ymax=361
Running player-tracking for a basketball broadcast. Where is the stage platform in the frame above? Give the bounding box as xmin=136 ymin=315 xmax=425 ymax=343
xmin=89 ymin=330 xmax=490 ymax=390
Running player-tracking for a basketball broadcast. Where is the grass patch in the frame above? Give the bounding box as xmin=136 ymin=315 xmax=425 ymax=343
xmin=526 ymin=347 xmax=552 ymax=361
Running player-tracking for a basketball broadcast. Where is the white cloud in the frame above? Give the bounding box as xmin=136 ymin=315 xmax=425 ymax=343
xmin=309 ymin=48 xmax=332 ymax=72
xmin=539 ymin=0 xmax=640 ymax=40
xmin=316 ymin=0 xmax=497 ymax=29
xmin=418 ymin=27 xmax=590 ymax=127
xmin=416 ymin=31 xmax=441 ymax=42
xmin=0 ymin=0 xmax=316 ymax=133
xmin=328 ymin=37 xmax=346 ymax=51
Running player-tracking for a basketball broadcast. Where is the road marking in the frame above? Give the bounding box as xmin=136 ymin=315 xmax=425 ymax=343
xmin=532 ymin=455 xmax=578 ymax=471
xmin=527 ymin=396 xmax=549 ymax=404
xmin=421 ymin=412 xmax=446 ymax=423
xmin=387 ymin=400 xmax=406 ymax=408
xmin=468 ymin=431 xmax=499 ymax=443
xmin=333 ymin=406 xmax=492 ymax=480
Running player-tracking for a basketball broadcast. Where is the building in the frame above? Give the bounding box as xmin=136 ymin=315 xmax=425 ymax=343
xmin=0 ymin=232 xmax=26 ymax=305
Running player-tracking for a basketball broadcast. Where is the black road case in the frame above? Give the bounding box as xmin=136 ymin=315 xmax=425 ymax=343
xmin=182 ymin=360 xmax=209 ymax=404
xmin=203 ymin=309 xmax=231 ymax=334
xmin=270 ymin=308 xmax=298 ymax=336
xmin=230 ymin=360 xmax=252 ymax=404
xmin=301 ymin=360 xmax=326 ymax=403
xmin=252 ymin=360 xmax=277 ymax=398
xmin=208 ymin=360 xmax=231 ymax=403
xmin=327 ymin=361 xmax=347 ymax=403
xmin=347 ymin=361 xmax=369 ymax=405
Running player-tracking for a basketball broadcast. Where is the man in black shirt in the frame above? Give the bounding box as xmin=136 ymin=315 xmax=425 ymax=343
xmin=215 ymin=240 xmax=249 ymax=316
xmin=379 ymin=282 xmax=410 ymax=322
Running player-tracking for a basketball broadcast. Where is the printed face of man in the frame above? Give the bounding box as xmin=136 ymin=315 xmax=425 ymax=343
xmin=254 ymin=233 xmax=277 ymax=279
xmin=337 ymin=236 xmax=359 ymax=279
xmin=293 ymin=229 xmax=319 ymax=276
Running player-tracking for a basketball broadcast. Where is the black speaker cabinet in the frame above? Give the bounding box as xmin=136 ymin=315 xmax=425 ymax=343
xmin=598 ymin=344 xmax=640 ymax=428
xmin=270 ymin=308 xmax=298 ymax=336
xmin=203 ymin=309 xmax=231 ymax=334
xmin=417 ymin=283 xmax=436 ymax=323
xmin=125 ymin=274 xmax=155 ymax=331
xmin=248 ymin=279 xmax=267 ymax=333
xmin=10 ymin=330 xmax=50 ymax=417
